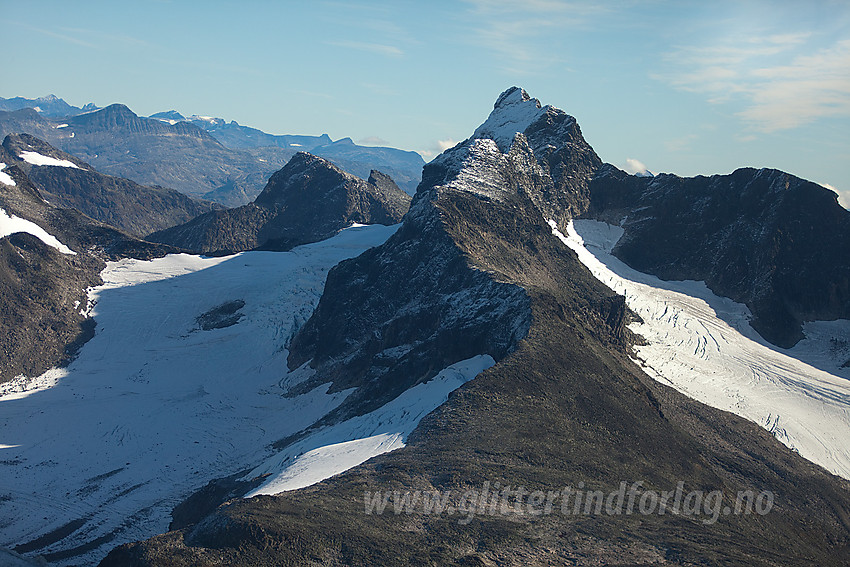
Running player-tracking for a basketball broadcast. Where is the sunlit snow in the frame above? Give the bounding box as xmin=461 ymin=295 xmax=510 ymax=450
xmin=0 ymin=207 xmax=76 ymax=254
xmin=0 ymin=224 xmax=397 ymax=565
xmin=18 ymin=150 xmax=81 ymax=169
xmin=0 ymin=163 xmax=15 ymax=186
xmin=245 ymin=355 xmax=495 ymax=496
xmin=472 ymin=87 xmax=547 ymax=152
xmin=553 ymin=219 xmax=850 ymax=480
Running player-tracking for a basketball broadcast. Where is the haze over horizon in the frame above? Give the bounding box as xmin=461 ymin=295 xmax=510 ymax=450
xmin=2 ymin=0 xmax=848 ymax=204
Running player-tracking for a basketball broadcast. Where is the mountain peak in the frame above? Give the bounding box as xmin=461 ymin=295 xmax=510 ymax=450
xmin=104 ymin=103 xmax=136 ymax=115
xmin=494 ymin=86 xmax=533 ymax=108
xmin=472 ymin=87 xmax=547 ymax=151
xmin=254 ymin=152 xmax=350 ymax=207
xmin=150 ymin=110 xmax=186 ymax=122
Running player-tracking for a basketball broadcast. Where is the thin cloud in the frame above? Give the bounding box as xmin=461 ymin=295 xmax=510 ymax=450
xmin=437 ymin=138 xmax=459 ymax=151
xmin=7 ymin=21 xmax=95 ymax=48
xmin=658 ymin=33 xmax=850 ymax=132
xmin=420 ymin=138 xmax=460 ymax=160
xmin=360 ymin=82 xmax=400 ymax=96
xmin=623 ymin=158 xmax=649 ymax=175
xmin=59 ymin=27 xmax=151 ymax=48
xmin=459 ymin=0 xmax=608 ymax=74
xmin=821 ymin=182 xmax=849 ymax=209
xmin=665 ymin=133 xmax=698 ymax=152
xmin=326 ymin=40 xmax=403 ymax=57
xmin=358 ymin=136 xmax=389 ymax=146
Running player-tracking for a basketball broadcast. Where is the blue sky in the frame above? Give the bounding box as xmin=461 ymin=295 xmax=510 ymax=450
xmin=3 ymin=0 xmax=849 ymax=204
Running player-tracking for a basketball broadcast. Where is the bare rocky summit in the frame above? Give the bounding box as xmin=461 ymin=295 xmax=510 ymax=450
xmin=148 ymin=152 xmax=412 ymax=255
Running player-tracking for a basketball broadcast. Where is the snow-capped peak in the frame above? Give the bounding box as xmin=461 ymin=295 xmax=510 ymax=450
xmin=472 ymin=86 xmax=549 ymax=152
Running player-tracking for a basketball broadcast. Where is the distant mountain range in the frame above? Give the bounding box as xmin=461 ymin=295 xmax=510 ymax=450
xmin=0 ymin=95 xmax=424 ymax=205
xmin=0 ymin=94 xmax=100 ymax=117
xmin=2 ymin=133 xmax=220 ymax=237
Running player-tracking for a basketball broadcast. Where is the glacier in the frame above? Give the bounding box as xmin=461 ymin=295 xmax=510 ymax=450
xmin=553 ymin=218 xmax=850 ymax=480
xmin=0 ymin=224 xmax=406 ymax=564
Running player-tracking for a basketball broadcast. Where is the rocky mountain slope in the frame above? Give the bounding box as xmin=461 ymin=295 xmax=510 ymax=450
xmin=102 ymin=88 xmax=850 ymax=566
xmin=0 ymin=151 xmax=174 ymax=385
xmin=2 ymin=133 xmax=220 ymax=237
xmin=148 ymin=153 xmax=411 ymax=254
xmin=588 ymin=164 xmax=850 ymax=347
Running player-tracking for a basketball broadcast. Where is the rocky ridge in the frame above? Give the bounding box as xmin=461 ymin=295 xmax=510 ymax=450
xmin=148 ymin=152 xmax=411 ymax=255
xmin=2 ymin=133 xmax=220 ymax=237
xmin=588 ymin=163 xmax=850 ymax=347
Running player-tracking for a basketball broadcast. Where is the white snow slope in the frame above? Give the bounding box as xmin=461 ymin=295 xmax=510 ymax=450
xmin=18 ymin=150 xmax=81 ymax=169
xmin=245 ymin=355 xmax=495 ymax=496
xmin=0 ymin=207 xmax=76 ymax=255
xmin=0 ymin=224 xmax=465 ymax=565
xmin=0 ymin=163 xmax=15 ymax=187
xmin=553 ymin=219 xmax=850 ymax=480
xmin=472 ymin=87 xmax=547 ymax=152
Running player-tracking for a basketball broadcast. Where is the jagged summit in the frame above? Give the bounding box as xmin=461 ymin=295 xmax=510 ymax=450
xmin=472 ymin=86 xmax=548 ymax=151
xmin=148 ymin=152 xmax=411 ymax=254
xmin=424 ymin=87 xmax=600 ymax=224
xmin=254 ymin=152 xmax=355 ymax=207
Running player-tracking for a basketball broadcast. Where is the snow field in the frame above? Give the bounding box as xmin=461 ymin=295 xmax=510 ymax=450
xmin=0 ymin=225 xmax=402 ymax=564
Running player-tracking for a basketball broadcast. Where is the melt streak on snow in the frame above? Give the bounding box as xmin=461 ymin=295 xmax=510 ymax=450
xmin=18 ymin=150 xmax=81 ymax=169
xmin=552 ymin=219 xmax=850 ymax=480
xmin=245 ymin=355 xmax=496 ymax=496
xmin=0 ymin=207 xmax=77 ymax=255
xmin=0 ymin=224 xmax=396 ymax=565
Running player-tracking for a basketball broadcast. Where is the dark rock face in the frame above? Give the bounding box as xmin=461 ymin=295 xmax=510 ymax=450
xmin=307 ymin=138 xmax=426 ymax=195
xmin=101 ymin=88 xmax=850 ymax=567
xmin=148 ymin=153 xmax=412 ymax=255
xmin=0 ymin=162 xmax=176 ymax=384
xmin=2 ymin=134 xmax=220 ymax=237
xmin=422 ymin=86 xmax=601 ymax=229
xmin=0 ymin=232 xmax=100 ymax=384
xmin=195 ymin=300 xmax=246 ymax=331
xmin=286 ymin=187 xmax=533 ymax=422
xmin=588 ymin=164 xmax=850 ymax=347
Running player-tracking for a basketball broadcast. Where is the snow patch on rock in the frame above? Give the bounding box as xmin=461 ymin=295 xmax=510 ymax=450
xmin=473 ymin=87 xmax=547 ymax=152
xmin=0 ymin=163 xmax=15 ymax=186
xmin=18 ymin=150 xmax=81 ymax=169
xmin=245 ymin=355 xmax=495 ymax=496
xmin=0 ymin=207 xmax=77 ymax=254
